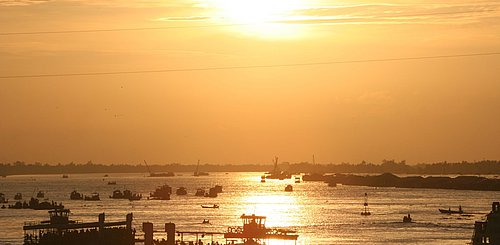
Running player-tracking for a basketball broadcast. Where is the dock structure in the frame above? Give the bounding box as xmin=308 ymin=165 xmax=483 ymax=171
xmin=141 ymin=214 xmax=298 ymax=245
xmin=471 ymin=202 xmax=500 ymax=245
xmin=23 ymin=209 xmax=134 ymax=245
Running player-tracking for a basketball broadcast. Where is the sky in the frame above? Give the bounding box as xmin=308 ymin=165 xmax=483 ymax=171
xmin=0 ymin=0 xmax=499 ymax=165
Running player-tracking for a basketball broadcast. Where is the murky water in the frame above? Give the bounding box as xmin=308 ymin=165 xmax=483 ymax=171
xmin=0 ymin=172 xmax=497 ymax=244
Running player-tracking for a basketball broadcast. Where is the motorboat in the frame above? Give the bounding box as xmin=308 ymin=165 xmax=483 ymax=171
xmin=201 ymin=204 xmax=219 ymax=208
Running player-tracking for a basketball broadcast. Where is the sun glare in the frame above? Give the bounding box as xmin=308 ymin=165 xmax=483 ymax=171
xmin=208 ymin=0 xmax=305 ymax=38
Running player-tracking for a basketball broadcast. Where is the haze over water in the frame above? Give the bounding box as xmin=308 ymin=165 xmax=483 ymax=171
xmin=0 ymin=173 xmax=497 ymax=244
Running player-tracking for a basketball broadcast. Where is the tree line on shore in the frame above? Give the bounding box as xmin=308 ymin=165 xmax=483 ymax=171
xmin=1 ymin=159 xmax=499 ymax=176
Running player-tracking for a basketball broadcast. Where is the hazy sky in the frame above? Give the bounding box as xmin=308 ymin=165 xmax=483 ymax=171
xmin=1 ymin=0 xmax=499 ymax=164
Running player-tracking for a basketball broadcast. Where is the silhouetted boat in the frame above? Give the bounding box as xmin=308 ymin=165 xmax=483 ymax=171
xmin=195 ymin=188 xmax=206 ymax=197
xmin=0 ymin=193 xmax=8 ymax=203
xmin=107 ymin=181 xmax=117 ymax=185
xmin=149 ymin=184 xmax=171 ymax=200
xmin=265 ymin=157 xmax=291 ymax=180
xmin=201 ymin=204 xmax=219 ymax=208
xmin=204 ymin=187 xmax=218 ymax=198
xmin=62 ymin=174 xmax=69 ymax=178
xmin=144 ymin=160 xmax=174 ymax=177
xmin=84 ymin=192 xmax=100 ymax=201
xmin=36 ymin=191 xmax=45 ymax=198
xmin=23 ymin=209 xmax=134 ymax=245
xmin=361 ymin=193 xmax=371 ymax=216
xmin=194 ymin=160 xmax=209 ymax=176
xmin=403 ymin=214 xmax=412 ymax=223
xmin=202 ymin=219 xmax=210 ymax=224
xmin=14 ymin=193 xmax=22 ymax=200
xmin=285 ymin=185 xmax=293 ymax=192
xmin=70 ymin=190 xmax=83 ymax=200
xmin=224 ymin=214 xmax=298 ymax=244
xmin=439 ymin=206 xmax=463 ymax=214
xmin=176 ymin=187 xmax=187 ymax=195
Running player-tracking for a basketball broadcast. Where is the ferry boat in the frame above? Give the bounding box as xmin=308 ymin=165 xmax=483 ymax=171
xmin=471 ymin=202 xmax=500 ymax=244
xmin=23 ymin=209 xmax=134 ymax=245
xmin=224 ymin=214 xmax=298 ymax=244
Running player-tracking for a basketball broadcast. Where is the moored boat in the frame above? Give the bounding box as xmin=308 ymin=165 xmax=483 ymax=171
xmin=285 ymin=184 xmax=293 ymax=192
xmin=84 ymin=192 xmax=100 ymax=201
xmin=70 ymin=190 xmax=83 ymax=200
xmin=176 ymin=187 xmax=187 ymax=195
xmin=149 ymin=184 xmax=171 ymax=200
xmin=201 ymin=204 xmax=219 ymax=208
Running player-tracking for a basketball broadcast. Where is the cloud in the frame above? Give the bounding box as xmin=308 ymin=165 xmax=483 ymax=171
xmin=0 ymin=0 xmax=50 ymax=6
xmin=284 ymin=3 xmax=500 ymax=25
xmin=153 ymin=16 xmax=211 ymax=22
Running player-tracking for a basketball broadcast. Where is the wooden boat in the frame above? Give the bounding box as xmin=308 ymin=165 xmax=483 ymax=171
xmin=439 ymin=206 xmax=463 ymax=214
xmin=201 ymin=204 xmax=219 ymax=208
xmin=403 ymin=214 xmax=412 ymax=223
xmin=84 ymin=192 xmax=100 ymax=201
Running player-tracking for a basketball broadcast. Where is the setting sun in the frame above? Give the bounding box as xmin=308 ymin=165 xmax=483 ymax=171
xmin=208 ymin=0 xmax=306 ymax=38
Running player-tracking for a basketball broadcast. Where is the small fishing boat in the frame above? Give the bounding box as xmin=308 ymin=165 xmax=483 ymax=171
xmin=202 ymin=219 xmax=210 ymax=224
xmin=201 ymin=204 xmax=219 ymax=208
xmin=84 ymin=192 xmax=100 ymax=201
xmin=195 ymin=188 xmax=206 ymax=197
xmin=439 ymin=206 xmax=463 ymax=214
xmin=285 ymin=185 xmax=293 ymax=192
xmin=62 ymin=174 xmax=69 ymax=178
xmin=107 ymin=181 xmax=117 ymax=185
xmin=361 ymin=193 xmax=371 ymax=216
xmin=403 ymin=214 xmax=412 ymax=223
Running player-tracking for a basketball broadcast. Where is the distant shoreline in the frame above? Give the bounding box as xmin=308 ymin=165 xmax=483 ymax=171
xmin=1 ymin=160 xmax=499 ymax=176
